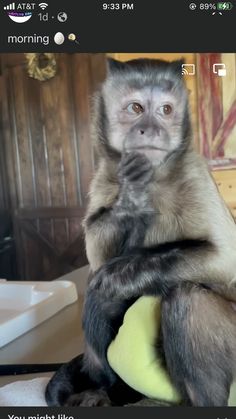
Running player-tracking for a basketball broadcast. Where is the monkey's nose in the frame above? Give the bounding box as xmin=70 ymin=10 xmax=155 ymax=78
xmin=139 ymin=129 xmax=145 ymax=135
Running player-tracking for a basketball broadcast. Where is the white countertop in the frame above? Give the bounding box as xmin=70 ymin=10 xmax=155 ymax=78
xmin=0 ymin=265 xmax=89 ymax=386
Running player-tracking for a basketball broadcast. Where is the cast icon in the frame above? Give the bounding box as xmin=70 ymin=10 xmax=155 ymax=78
xmin=181 ymin=64 xmax=195 ymax=76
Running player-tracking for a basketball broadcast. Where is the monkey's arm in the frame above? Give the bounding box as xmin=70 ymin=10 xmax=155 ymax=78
xmin=84 ymin=153 xmax=155 ymax=269
xmin=82 ymin=239 xmax=211 ymax=371
xmin=82 ymin=237 xmax=236 ymax=391
xmin=87 ymin=239 xmax=236 ymax=301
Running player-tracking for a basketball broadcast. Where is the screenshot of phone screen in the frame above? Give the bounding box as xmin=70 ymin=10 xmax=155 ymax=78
xmin=0 ymin=1 xmax=235 ymax=418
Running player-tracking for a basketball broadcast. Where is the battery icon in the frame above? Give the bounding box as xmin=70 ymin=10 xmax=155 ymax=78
xmin=217 ymin=2 xmax=233 ymax=10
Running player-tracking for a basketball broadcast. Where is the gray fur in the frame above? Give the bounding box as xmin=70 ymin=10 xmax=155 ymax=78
xmin=46 ymin=58 xmax=236 ymax=407
xmin=83 ymin=58 xmax=236 ymax=406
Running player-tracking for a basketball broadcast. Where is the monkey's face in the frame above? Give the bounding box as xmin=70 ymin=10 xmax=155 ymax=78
xmin=101 ymin=59 xmax=190 ymax=166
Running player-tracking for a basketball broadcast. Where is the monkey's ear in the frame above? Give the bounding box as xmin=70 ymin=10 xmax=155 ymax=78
xmin=107 ymin=58 xmax=127 ymax=74
xmin=170 ymin=59 xmax=185 ymax=77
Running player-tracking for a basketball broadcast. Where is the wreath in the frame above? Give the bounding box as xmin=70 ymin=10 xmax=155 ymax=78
xmin=25 ymin=53 xmax=57 ymax=81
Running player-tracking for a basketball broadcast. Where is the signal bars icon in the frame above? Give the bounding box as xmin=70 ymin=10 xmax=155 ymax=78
xmin=4 ymin=2 xmax=15 ymax=10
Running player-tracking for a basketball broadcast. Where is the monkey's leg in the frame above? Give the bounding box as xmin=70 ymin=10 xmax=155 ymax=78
xmin=46 ymin=298 xmax=141 ymax=407
xmin=46 ymin=350 xmax=142 ymax=407
xmin=45 ymin=354 xmax=86 ymax=406
xmin=75 ymin=292 xmax=144 ymax=407
xmin=45 ymin=353 xmax=114 ymax=406
xmin=161 ymin=283 xmax=235 ymax=406
xmin=45 ymin=352 xmax=112 ymax=406
xmin=82 ymin=291 xmax=136 ymax=382
xmin=75 ymin=294 xmax=143 ymax=406
xmin=45 ymin=354 xmax=102 ymax=406
xmin=64 ymin=375 xmax=144 ymax=407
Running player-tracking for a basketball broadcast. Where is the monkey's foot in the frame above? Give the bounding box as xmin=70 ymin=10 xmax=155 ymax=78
xmin=65 ymin=389 xmax=112 ymax=406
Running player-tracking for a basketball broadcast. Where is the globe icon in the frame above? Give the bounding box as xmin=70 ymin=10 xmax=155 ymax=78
xmin=57 ymin=12 xmax=67 ymax=22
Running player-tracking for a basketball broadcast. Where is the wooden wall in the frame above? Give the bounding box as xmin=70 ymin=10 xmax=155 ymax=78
xmin=0 ymin=53 xmax=107 ymax=280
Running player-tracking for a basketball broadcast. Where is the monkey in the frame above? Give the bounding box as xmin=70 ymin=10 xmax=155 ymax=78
xmin=46 ymin=58 xmax=236 ymax=407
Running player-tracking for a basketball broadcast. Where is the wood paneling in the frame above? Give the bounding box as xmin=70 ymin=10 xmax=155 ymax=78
xmin=15 ymin=207 xmax=87 ymax=281
xmin=212 ymin=170 xmax=236 ymax=218
xmin=1 ymin=53 xmax=107 ymax=280
xmin=197 ymin=53 xmax=236 ymax=168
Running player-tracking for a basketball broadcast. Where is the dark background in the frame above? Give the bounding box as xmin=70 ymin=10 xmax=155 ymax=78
xmin=0 ymin=0 xmax=236 ymax=52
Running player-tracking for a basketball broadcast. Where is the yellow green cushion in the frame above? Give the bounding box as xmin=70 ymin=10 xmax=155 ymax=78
xmin=107 ymin=296 xmax=180 ymax=403
xmin=107 ymin=296 xmax=236 ymax=406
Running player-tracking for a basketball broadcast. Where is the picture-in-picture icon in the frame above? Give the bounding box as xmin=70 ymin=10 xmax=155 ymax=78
xmin=213 ymin=63 xmax=227 ymax=76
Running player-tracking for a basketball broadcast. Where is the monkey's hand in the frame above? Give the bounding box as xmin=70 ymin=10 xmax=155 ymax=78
xmin=86 ymin=252 xmax=164 ymax=300
xmin=87 ymin=255 xmax=133 ymax=295
xmin=115 ymin=152 xmax=155 ymax=214
xmin=118 ymin=152 xmax=154 ymax=187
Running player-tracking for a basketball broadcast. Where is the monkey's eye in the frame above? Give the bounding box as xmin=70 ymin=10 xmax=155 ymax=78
xmin=159 ymin=104 xmax=173 ymax=116
xmin=126 ymin=102 xmax=144 ymax=115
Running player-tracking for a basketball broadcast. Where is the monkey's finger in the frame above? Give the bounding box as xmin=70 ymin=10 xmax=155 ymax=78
xmin=122 ymin=160 xmax=152 ymax=178
xmin=123 ymin=165 xmax=152 ymax=181
xmin=125 ymin=167 xmax=154 ymax=183
xmin=121 ymin=152 xmax=149 ymax=167
xmin=121 ymin=154 xmax=151 ymax=172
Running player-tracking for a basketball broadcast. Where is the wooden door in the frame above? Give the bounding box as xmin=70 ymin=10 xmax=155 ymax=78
xmin=0 ymin=53 xmax=106 ymax=280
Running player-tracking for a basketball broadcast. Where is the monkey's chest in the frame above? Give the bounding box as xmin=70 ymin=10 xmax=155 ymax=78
xmin=144 ymin=212 xmax=182 ymax=246
xmin=145 ymin=187 xmax=208 ymax=246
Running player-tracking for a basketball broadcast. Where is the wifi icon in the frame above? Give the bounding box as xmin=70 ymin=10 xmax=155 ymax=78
xmin=39 ymin=3 xmax=48 ymax=10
